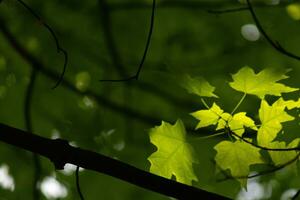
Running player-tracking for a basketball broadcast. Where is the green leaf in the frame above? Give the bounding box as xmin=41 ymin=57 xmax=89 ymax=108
xmin=182 ymin=75 xmax=218 ymax=98
xmin=275 ymin=97 xmax=300 ymax=110
xmin=216 ymin=112 xmax=257 ymax=136
xmin=191 ymin=103 xmax=223 ymax=129
xmin=268 ymin=139 xmax=300 ymax=165
xmin=214 ymin=140 xmax=264 ymax=187
xmin=229 ymin=67 xmax=298 ymax=99
xmin=216 ymin=113 xmax=232 ymax=131
xmin=148 ymin=120 xmax=198 ymax=185
xmin=257 ymin=99 xmax=294 ymax=146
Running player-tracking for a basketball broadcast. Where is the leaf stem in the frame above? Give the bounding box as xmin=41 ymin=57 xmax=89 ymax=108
xmin=191 ymin=125 xmax=261 ymax=141
xmin=191 ymin=131 xmax=227 ymax=140
xmin=231 ymin=93 xmax=247 ymax=115
xmin=201 ymin=98 xmax=210 ymax=109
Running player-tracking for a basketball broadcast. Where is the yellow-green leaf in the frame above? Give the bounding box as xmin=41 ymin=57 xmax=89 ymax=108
xmin=257 ymin=99 xmax=294 ymax=146
xmin=191 ymin=103 xmax=223 ymax=129
xmin=216 ymin=113 xmax=232 ymax=131
xmin=214 ymin=140 xmax=264 ymax=187
xmin=148 ymin=120 xmax=198 ymax=185
xmin=216 ymin=112 xmax=257 ymax=136
xmin=275 ymin=97 xmax=300 ymax=110
xmin=230 ymin=112 xmax=257 ymax=136
xmin=268 ymin=139 xmax=300 ymax=165
xmin=182 ymin=75 xmax=218 ymax=98
xmin=229 ymin=67 xmax=298 ymax=99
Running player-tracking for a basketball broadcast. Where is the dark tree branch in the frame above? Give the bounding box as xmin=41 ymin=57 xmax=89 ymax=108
xmin=15 ymin=0 xmax=68 ymax=89
xmin=24 ymin=68 xmax=41 ymax=200
xmin=292 ymin=189 xmax=300 ymax=200
xmin=0 ymin=123 xmax=229 ymax=200
xmin=246 ymin=0 xmax=300 ymax=61
xmin=99 ymin=0 xmax=156 ymax=82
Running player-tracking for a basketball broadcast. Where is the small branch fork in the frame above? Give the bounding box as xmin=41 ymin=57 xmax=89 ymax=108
xmin=0 ymin=123 xmax=228 ymax=200
xmin=14 ymin=0 xmax=68 ymax=89
xmin=99 ymin=0 xmax=156 ymax=82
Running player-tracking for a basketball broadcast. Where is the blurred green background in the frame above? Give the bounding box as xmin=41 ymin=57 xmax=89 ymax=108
xmin=1 ymin=0 xmax=300 ymax=199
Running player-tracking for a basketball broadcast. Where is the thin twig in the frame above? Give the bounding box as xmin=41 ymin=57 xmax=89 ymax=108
xmin=231 ymin=131 xmax=300 ymax=152
xmin=207 ymin=7 xmax=249 ymax=14
xmin=218 ymin=153 xmax=300 ymax=182
xmin=100 ymin=0 xmax=156 ymax=82
xmin=76 ymin=166 xmax=85 ymax=200
xmin=24 ymin=68 xmax=41 ymax=200
xmin=192 ymin=125 xmax=261 ymax=141
xmin=246 ymin=0 xmax=300 ymax=61
xmin=15 ymin=0 xmax=68 ymax=89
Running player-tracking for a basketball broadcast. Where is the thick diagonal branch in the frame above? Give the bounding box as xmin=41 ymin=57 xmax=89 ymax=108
xmin=0 ymin=123 xmax=229 ymax=200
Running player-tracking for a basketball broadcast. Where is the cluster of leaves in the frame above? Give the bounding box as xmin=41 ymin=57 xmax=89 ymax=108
xmin=147 ymin=66 xmax=300 ymax=188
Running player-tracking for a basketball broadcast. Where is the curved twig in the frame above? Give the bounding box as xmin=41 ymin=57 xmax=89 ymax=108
xmin=24 ymin=68 xmax=41 ymax=200
xmin=246 ymin=0 xmax=300 ymax=61
xmin=100 ymin=0 xmax=156 ymax=82
xmin=231 ymin=131 xmax=300 ymax=152
xmin=15 ymin=0 xmax=68 ymax=89
xmin=218 ymin=153 xmax=300 ymax=182
xmin=76 ymin=166 xmax=85 ymax=200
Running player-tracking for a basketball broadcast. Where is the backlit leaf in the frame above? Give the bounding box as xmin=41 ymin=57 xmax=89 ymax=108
xmin=268 ymin=139 xmax=300 ymax=165
xmin=275 ymin=98 xmax=300 ymax=110
xmin=216 ymin=112 xmax=257 ymax=136
xmin=191 ymin=103 xmax=223 ymax=129
xmin=182 ymin=75 xmax=218 ymax=98
xmin=257 ymin=99 xmax=294 ymax=146
xmin=148 ymin=120 xmax=198 ymax=185
xmin=214 ymin=140 xmax=264 ymax=187
xmin=229 ymin=67 xmax=298 ymax=98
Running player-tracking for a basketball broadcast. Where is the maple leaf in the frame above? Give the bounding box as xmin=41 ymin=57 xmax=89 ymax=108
xmin=275 ymin=97 xmax=300 ymax=110
xmin=268 ymin=139 xmax=300 ymax=165
xmin=229 ymin=67 xmax=298 ymax=98
xmin=191 ymin=103 xmax=223 ymax=129
xmin=216 ymin=112 xmax=257 ymax=136
xmin=214 ymin=140 xmax=264 ymax=187
xmin=148 ymin=120 xmax=198 ymax=185
xmin=257 ymin=99 xmax=294 ymax=146
xmin=182 ymin=75 xmax=218 ymax=98
xmin=268 ymin=139 xmax=300 ymax=174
